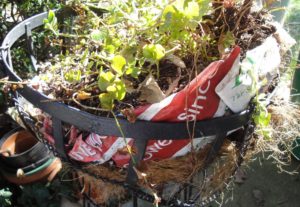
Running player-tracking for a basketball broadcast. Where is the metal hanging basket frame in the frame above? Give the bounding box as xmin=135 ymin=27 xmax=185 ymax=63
xmin=0 ymin=11 xmax=254 ymax=207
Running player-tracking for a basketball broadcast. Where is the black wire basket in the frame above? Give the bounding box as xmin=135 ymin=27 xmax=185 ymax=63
xmin=0 ymin=11 xmax=255 ymax=207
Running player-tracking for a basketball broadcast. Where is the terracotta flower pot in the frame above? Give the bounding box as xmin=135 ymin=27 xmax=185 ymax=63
xmin=0 ymin=128 xmax=61 ymax=184
xmin=0 ymin=128 xmax=49 ymax=168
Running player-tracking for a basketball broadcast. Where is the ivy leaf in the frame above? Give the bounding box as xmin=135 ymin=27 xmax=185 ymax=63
xmin=111 ymin=55 xmax=126 ymax=75
xmin=98 ymin=71 xmax=115 ymax=91
xmin=143 ymin=44 xmax=165 ymax=62
xmin=99 ymin=93 xmax=114 ymax=110
xmin=114 ymin=79 xmax=126 ymax=100
xmin=106 ymin=79 xmax=126 ymax=101
xmin=107 ymin=85 xmax=117 ymax=94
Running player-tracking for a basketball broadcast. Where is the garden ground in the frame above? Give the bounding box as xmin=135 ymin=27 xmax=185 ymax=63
xmin=217 ymin=154 xmax=300 ymax=207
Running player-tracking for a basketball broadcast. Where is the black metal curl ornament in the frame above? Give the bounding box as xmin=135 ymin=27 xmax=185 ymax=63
xmin=0 ymin=11 xmax=255 ymax=207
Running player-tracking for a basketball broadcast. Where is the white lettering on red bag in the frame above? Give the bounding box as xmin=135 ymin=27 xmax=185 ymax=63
xmin=144 ymin=140 xmax=173 ymax=160
xmin=68 ymin=135 xmax=100 ymax=162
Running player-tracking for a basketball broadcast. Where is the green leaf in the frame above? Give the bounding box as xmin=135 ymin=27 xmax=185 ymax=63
xmin=43 ymin=10 xmax=58 ymax=36
xmin=111 ymin=55 xmax=126 ymax=75
xmin=104 ymin=45 xmax=116 ymax=54
xmin=64 ymin=70 xmax=81 ymax=83
xmin=80 ymin=49 xmax=89 ymax=65
xmin=107 ymin=85 xmax=117 ymax=94
xmin=143 ymin=44 xmax=165 ymax=61
xmin=185 ymin=1 xmax=199 ymax=18
xmin=114 ymin=79 xmax=126 ymax=100
xmin=197 ymin=0 xmax=210 ymax=17
xmin=0 ymin=189 xmax=12 ymax=198
xmin=98 ymin=71 xmax=115 ymax=91
xmin=48 ymin=10 xmax=55 ymax=23
xmin=106 ymin=79 xmax=126 ymax=101
xmin=126 ymin=66 xmax=140 ymax=78
xmin=87 ymin=61 xmax=94 ymax=70
xmin=91 ymin=29 xmax=108 ymax=42
xmin=99 ymin=93 xmax=114 ymax=109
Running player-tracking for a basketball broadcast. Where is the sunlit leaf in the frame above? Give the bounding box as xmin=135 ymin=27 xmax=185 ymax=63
xmin=98 ymin=71 xmax=115 ymax=91
xmin=48 ymin=10 xmax=55 ymax=23
xmin=91 ymin=29 xmax=108 ymax=42
xmin=104 ymin=45 xmax=116 ymax=54
xmin=114 ymin=79 xmax=126 ymax=100
xmin=99 ymin=93 xmax=114 ymax=110
xmin=185 ymin=1 xmax=199 ymax=18
xmin=111 ymin=55 xmax=126 ymax=75
xmin=126 ymin=66 xmax=140 ymax=78
xmin=64 ymin=70 xmax=81 ymax=83
xmin=143 ymin=44 xmax=165 ymax=61
xmin=87 ymin=61 xmax=94 ymax=70
xmin=107 ymin=85 xmax=117 ymax=94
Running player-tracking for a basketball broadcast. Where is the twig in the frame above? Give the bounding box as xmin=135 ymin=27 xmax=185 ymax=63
xmin=0 ymin=80 xmax=28 ymax=85
xmin=233 ymin=0 xmax=253 ymax=33
xmin=40 ymin=98 xmax=72 ymax=103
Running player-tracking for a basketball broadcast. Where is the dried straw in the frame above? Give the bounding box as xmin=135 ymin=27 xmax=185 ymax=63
xmin=74 ymin=138 xmax=246 ymax=205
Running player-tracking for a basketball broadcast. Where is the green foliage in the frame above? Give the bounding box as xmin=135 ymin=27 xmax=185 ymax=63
xmin=111 ymin=55 xmax=126 ymax=75
xmin=99 ymin=93 xmax=114 ymax=110
xmin=91 ymin=29 xmax=109 ymax=42
xmin=43 ymin=10 xmax=58 ymax=36
xmin=0 ymin=188 xmax=12 ymax=207
xmin=253 ymin=95 xmax=272 ymax=140
xmin=98 ymin=70 xmax=126 ymax=109
xmin=17 ymin=179 xmax=76 ymax=207
xmin=143 ymin=44 xmax=166 ymax=62
xmin=40 ymin=0 xmax=212 ymax=111
xmin=0 ymin=0 xmax=60 ymax=43
xmin=64 ymin=70 xmax=81 ymax=83
xmin=0 ymin=0 xmax=60 ymax=79
xmin=98 ymin=71 xmax=115 ymax=91
xmin=241 ymin=57 xmax=272 ymax=140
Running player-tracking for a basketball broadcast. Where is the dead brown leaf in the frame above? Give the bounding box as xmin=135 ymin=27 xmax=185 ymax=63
xmin=76 ymin=91 xmax=91 ymax=100
xmin=138 ymin=74 xmax=165 ymax=104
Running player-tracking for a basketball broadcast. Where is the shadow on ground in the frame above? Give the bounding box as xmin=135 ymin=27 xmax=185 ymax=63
xmin=213 ymin=154 xmax=300 ymax=207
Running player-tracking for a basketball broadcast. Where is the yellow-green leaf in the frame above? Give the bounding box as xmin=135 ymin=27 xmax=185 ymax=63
xmin=99 ymin=93 xmax=114 ymax=110
xmin=143 ymin=44 xmax=165 ymax=61
xmin=91 ymin=29 xmax=108 ymax=42
xmin=98 ymin=71 xmax=115 ymax=91
xmin=111 ymin=55 xmax=126 ymax=75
